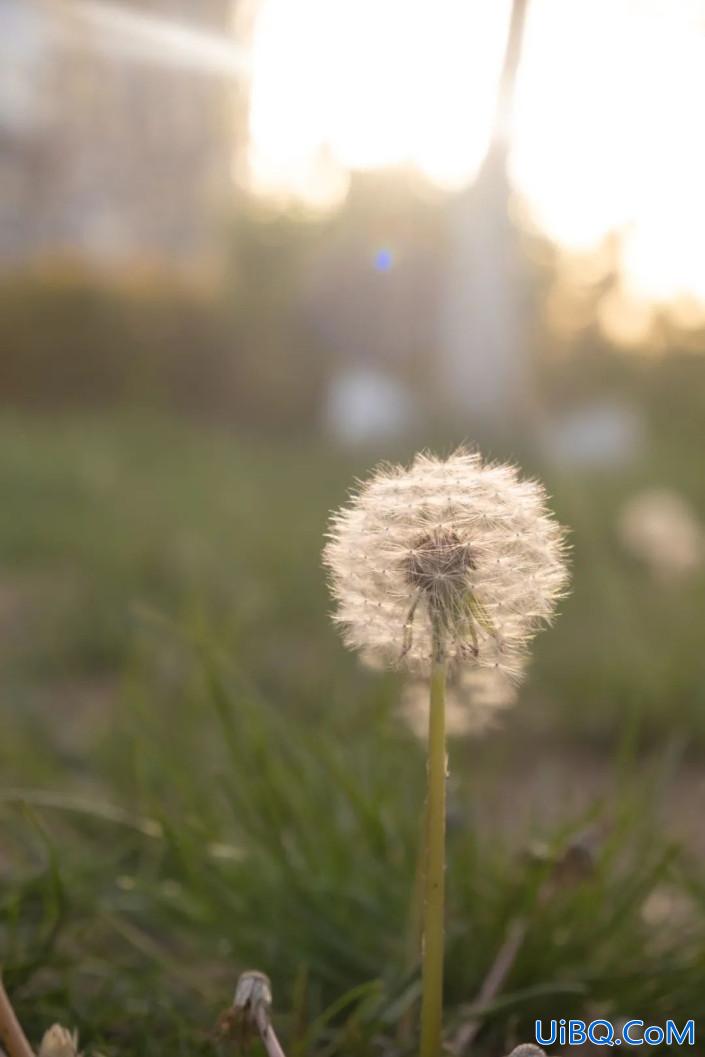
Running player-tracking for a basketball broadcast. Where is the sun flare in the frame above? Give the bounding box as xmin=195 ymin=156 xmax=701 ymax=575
xmin=244 ymin=0 xmax=513 ymax=208
xmin=244 ymin=0 xmax=705 ymax=321
xmin=511 ymin=0 xmax=705 ymax=313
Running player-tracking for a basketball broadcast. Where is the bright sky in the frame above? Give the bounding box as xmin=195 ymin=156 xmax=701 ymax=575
xmin=246 ymin=0 xmax=512 ymax=201
xmin=244 ymin=0 xmax=705 ymax=332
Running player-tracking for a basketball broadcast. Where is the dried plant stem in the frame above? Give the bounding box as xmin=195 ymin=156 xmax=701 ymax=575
xmin=419 ymin=648 xmax=447 ymax=1057
xmin=451 ymin=917 xmax=528 ymax=1053
xmin=254 ymin=1006 xmax=287 ymax=1057
xmin=0 ymin=977 xmax=35 ymax=1057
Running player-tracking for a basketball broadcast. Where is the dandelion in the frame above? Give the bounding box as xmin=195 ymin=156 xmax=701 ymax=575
xmin=38 ymin=1026 xmax=80 ymax=1057
xmin=617 ymin=487 xmax=704 ymax=584
xmin=324 ymin=449 xmax=568 ymax=1057
xmin=324 ymin=450 xmax=568 ymax=678
xmin=215 ymin=971 xmax=286 ymax=1057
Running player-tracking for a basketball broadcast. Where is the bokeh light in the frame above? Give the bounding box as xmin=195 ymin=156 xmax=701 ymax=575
xmin=373 ymin=248 xmax=394 ymax=273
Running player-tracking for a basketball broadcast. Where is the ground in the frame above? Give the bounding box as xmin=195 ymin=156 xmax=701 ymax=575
xmin=1 ymin=399 xmax=704 ymax=1056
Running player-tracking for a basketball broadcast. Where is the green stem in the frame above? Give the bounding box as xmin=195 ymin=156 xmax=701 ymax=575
xmin=419 ymin=647 xmax=447 ymax=1057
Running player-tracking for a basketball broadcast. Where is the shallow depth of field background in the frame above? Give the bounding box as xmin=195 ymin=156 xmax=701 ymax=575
xmin=2 ymin=2 xmax=705 ymax=1055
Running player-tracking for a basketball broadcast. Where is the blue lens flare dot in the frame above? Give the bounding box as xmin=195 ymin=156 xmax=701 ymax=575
xmin=374 ymin=248 xmax=394 ymax=272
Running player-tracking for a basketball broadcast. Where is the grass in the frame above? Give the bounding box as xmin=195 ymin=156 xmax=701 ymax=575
xmin=0 ymin=398 xmax=704 ymax=1055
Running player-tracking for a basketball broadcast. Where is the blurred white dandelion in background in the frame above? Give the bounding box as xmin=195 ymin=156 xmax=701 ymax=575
xmin=38 ymin=1025 xmax=80 ymax=1057
xmin=400 ymin=663 xmax=521 ymax=740
xmin=617 ymin=488 xmax=704 ymax=583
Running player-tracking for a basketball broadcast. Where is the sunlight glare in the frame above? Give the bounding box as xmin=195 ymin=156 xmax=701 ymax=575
xmin=60 ymin=0 xmax=245 ymax=75
xmin=245 ymin=0 xmax=512 ymax=206
xmin=247 ymin=0 xmax=705 ymax=322
xmin=511 ymin=0 xmax=705 ymax=314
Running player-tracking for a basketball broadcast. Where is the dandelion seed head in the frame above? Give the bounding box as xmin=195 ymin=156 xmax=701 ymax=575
xmin=404 ymin=528 xmax=476 ymax=593
xmin=323 ymin=449 xmax=569 ymax=676
xmin=39 ymin=1026 xmax=80 ymax=1057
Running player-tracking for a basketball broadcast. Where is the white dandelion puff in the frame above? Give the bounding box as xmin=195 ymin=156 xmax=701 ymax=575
xmin=323 ymin=449 xmax=569 ymax=677
xmin=618 ymin=487 xmax=704 ymax=584
xmin=39 ymin=1025 xmax=80 ymax=1057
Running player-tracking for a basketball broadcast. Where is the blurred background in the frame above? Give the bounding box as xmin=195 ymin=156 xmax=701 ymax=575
xmin=2 ymin=1 xmax=705 ymax=1054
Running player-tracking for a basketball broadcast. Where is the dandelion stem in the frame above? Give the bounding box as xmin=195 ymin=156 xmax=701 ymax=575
xmin=419 ymin=640 xmax=447 ymax=1057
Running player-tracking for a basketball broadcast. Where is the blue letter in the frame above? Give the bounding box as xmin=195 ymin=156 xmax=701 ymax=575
xmin=588 ymin=1020 xmax=615 ymax=1046
xmin=644 ymin=1026 xmax=664 ymax=1046
xmin=667 ymin=1021 xmax=695 ymax=1046
xmin=623 ymin=1021 xmax=644 ymax=1046
xmin=535 ymin=1021 xmax=557 ymax=1046
xmin=569 ymin=1021 xmax=587 ymax=1046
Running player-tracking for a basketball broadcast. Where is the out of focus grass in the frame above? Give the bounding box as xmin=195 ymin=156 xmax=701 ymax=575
xmin=1 ymin=400 xmax=704 ymax=1055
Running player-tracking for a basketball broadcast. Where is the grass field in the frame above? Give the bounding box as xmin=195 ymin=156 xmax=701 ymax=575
xmin=1 ymin=396 xmax=705 ymax=1055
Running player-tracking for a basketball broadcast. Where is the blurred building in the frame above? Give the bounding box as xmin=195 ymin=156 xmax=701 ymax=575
xmin=0 ymin=0 xmax=240 ymax=272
